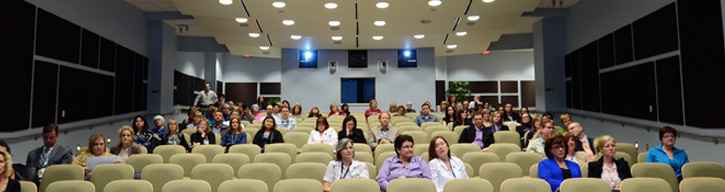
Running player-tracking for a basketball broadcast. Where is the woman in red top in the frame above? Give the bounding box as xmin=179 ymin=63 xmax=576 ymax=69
xmin=364 ymin=100 xmax=382 ymax=117
xmin=329 ymin=103 xmax=345 ymax=117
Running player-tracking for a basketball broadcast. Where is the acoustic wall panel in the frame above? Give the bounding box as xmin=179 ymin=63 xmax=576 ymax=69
xmin=36 ymin=8 xmax=81 ymax=64
xmin=598 ymin=34 xmax=615 ymax=69
xmin=32 ymin=61 xmax=58 ymax=128
xmin=114 ymin=45 xmax=134 ymax=115
xmin=579 ymin=42 xmax=601 ymax=112
xmin=463 ymin=81 xmax=498 ymax=93
xmin=501 ymin=96 xmax=519 ymax=108
xmin=521 ymin=81 xmax=536 ymax=108
xmin=1 ymin=1 xmax=35 ymax=130
xmin=613 ymin=25 xmax=633 ymax=65
xmin=564 ymin=54 xmax=571 ymax=78
xmin=655 ymin=56 xmax=683 ymax=125
xmin=566 ymin=80 xmax=572 ymax=108
xmin=58 ymin=66 xmax=114 ymax=124
xmin=632 ymin=3 xmax=678 ymax=60
xmin=260 ymin=83 xmax=281 ymax=95
xmin=99 ymin=37 xmax=116 ymax=72
xmin=133 ymin=53 xmax=145 ymax=112
xmin=600 ymin=62 xmax=657 ymax=121
xmin=225 ymin=82 xmax=258 ymax=106
xmin=80 ymin=29 xmax=100 ymax=68
xmin=570 ymin=50 xmax=582 ymax=109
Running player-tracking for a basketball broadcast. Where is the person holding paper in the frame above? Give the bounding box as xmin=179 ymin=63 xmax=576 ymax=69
xmin=73 ymin=133 xmax=112 ymax=175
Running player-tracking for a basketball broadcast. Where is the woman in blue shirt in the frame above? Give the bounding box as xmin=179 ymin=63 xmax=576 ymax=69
xmin=645 ymin=126 xmax=689 ymax=181
xmin=222 ymin=116 xmax=247 ymax=152
xmin=538 ymin=134 xmax=582 ymax=192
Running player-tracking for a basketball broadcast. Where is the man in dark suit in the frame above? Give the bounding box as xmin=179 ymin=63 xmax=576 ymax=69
xmin=26 ymin=123 xmax=74 ymax=183
xmin=567 ymin=122 xmax=596 ymax=152
xmin=458 ymin=112 xmax=495 ymax=152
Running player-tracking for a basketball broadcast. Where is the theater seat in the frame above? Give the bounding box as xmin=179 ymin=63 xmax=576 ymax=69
xmin=387 ymin=178 xmax=436 ymax=192
xmin=192 ymin=145 xmax=224 ymax=163
xmin=286 ymin=162 xmax=327 ymax=184
xmin=402 ymin=131 xmax=428 ymax=146
xmin=141 ymin=164 xmax=184 ymax=192
xmin=450 ymin=143 xmax=481 ymax=158
xmin=103 ymin=180 xmax=153 ymax=192
xmin=229 ymin=144 xmax=261 ymax=161
xmin=487 ymin=143 xmax=521 ymax=162
xmin=212 ymin=153 xmax=250 ymax=176
xmin=462 ymin=152 xmax=499 ymax=177
xmin=238 ymin=163 xmax=282 ymax=191
xmin=353 ymin=152 xmax=373 ymax=164
xmin=560 ymin=178 xmax=611 ymax=192
xmin=374 ymin=144 xmax=395 ymax=160
xmin=430 ymin=131 xmax=459 ymax=145
xmin=19 ymin=181 xmax=37 ymax=192
xmin=620 ymin=178 xmax=672 ymax=192
xmin=376 ymin=151 xmax=397 ymax=173
xmin=301 ymin=143 xmax=335 ymax=158
xmin=90 ymin=164 xmax=134 ymax=192
xmin=682 ymin=161 xmax=725 ymax=179
xmin=218 ymin=179 xmax=267 ymax=192
xmin=265 ymin=144 xmax=298 ymax=163
xmin=169 ymin=153 xmax=206 ymax=178
xmin=283 ymin=132 xmax=309 ymax=150
xmin=296 ymin=152 xmax=333 ymax=165
xmin=480 ymin=162 xmax=523 ymax=192
xmin=365 ymin=162 xmax=376 ymax=179
xmin=255 ymin=153 xmax=292 ymax=179
xmin=162 ymin=179 xmax=211 ymax=192
xmin=494 ymin=131 xmax=522 ymax=148
xmin=632 ymin=163 xmax=679 ymax=192
xmin=444 ymin=178 xmax=493 ymax=192
xmin=354 ymin=143 xmax=372 ymax=153
xmin=329 ymin=177 xmax=380 ymax=192
xmin=637 ymin=152 xmax=648 ymax=164
xmin=679 ymin=177 xmax=725 ymax=192
xmin=126 ymin=154 xmax=163 ymax=172
xmin=191 ymin=163 xmax=234 ymax=192
xmin=273 ymin=179 xmax=323 ymax=192
xmin=154 ymin=145 xmax=187 ymax=163
xmin=505 ymin=152 xmax=543 ymax=176
xmin=39 ymin=164 xmax=84 ymax=192
xmin=45 ymin=180 xmax=95 ymax=192
xmin=413 ymin=144 xmax=429 ymax=157
xmin=616 ymin=143 xmax=638 ymax=164
xmin=529 ymin=164 xmax=538 ymax=178
xmin=500 ymin=178 xmax=550 ymax=192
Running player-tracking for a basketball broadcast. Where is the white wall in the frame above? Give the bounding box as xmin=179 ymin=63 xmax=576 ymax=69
xmin=446 ymin=50 xmax=535 ymax=81
xmin=175 ymin=52 xmax=205 ymax=78
xmin=222 ymin=55 xmax=282 ymax=83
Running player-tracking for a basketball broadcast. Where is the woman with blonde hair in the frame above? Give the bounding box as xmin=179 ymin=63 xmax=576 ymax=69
xmin=191 ymin=118 xmax=217 ymax=148
xmin=364 ymin=100 xmax=381 ymax=117
xmin=588 ymin=135 xmax=631 ymax=189
xmin=110 ymin=126 xmax=144 ymax=163
xmin=329 ymin=103 xmax=345 ymax=117
xmin=160 ymin=119 xmax=191 ymax=152
xmin=74 ymin=133 xmax=112 ymax=175
xmin=0 ymin=149 xmax=18 ymax=192
xmin=388 ymin=102 xmax=398 ymax=114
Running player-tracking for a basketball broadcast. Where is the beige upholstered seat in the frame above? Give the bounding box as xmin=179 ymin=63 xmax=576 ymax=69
xmin=103 ymin=180 xmax=153 ymax=192
xmin=620 ymin=178 xmax=672 ymax=192
xmin=162 ymin=179 xmax=211 ymax=192
xmin=229 ymin=144 xmax=261 ymax=161
xmin=191 ymin=163 xmax=234 ymax=192
xmin=192 ymin=145 xmax=224 ymax=163
xmin=45 ymin=180 xmax=95 ymax=192
xmin=682 ymin=162 xmax=725 ymax=179
xmin=500 ymin=178 xmax=550 ymax=192
xmin=430 ymin=131 xmax=459 ymax=145
xmin=212 ymin=153 xmax=250 ymax=175
xmin=237 ymin=163 xmax=282 ymax=192
xmin=632 ymin=163 xmax=679 ymax=192
xmin=443 ymin=178 xmax=494 ymax=192
xmin=286 ymin=162 xmax=327 ymax=184
xmin=218 ymin=179 xmax=268 ymax=192
xmin=480 ymin=162 xmax=523 ymax=192
xmin=90 ymin=164 xmax=135 ymax=192
xmin=265 ymin=144 xmax=298 ymax=163
xmin=169 ymin=153 xmax=207 ymax=178
xmin=255 ymin=152 xmax=292 ymax=179
xmin=679 ymin=177 xmax=725 ymax=192
xmin=560 ymin=178 xmax=611 ymax=192
xmin=450 ymin=143 xmax=481 ymax=158
xmin=413 ymin=144 xmax=429 ymax=157
xmin=283 ymin=132 xmax=310 ymax=149
xmin=487 ymin=143 xmax=521 ymax=162
xmin=354 ymin=151 xmax=374 ymax=164
xmin=153 ymin=145 xmax=187 ymax=163
xmin=296 ymin=152 xmax=333 ymax=165
xmin=616 ymin=143 xmax=638 ymax=164
xmin=19 ymin=181 xmax=37 ymax=192
xmin=461 ymin=152 xmax=500 ymax=177
xmin=141 ymin=164 xmax=184 ymax=192
xmin=376 ymin=151 xmax=397 ymax=172
xmin=273 ymin=178 xmax=323 ymax=192
xmin=126 ymin=154 xmax=163 ymax=172
xmin=39 ymin=164 xmax=85 ymax=192
xmin=493 ymin=131 xmax=522 ymax=148
xmin=505 ymin=152 xmax=544 ymax=176
xmin=301 ymin=143 xmax=335 ymax=158
xmin=329 ymin=177 xmax=380 ymax=192
xmin=374 ymin=144 xmax=395 ymax=160
xmin=387 ymin=178 xmax=436 ymax=192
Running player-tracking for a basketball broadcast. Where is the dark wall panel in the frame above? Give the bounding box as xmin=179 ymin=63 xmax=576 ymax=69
xmin=501 ymin=96 xmax=519 ymax=108
xmin=598 ymin=34 xmax=615 ymax=69
xmin=520 ymin=81 xmax=536 ymax=107
xmin=133 ymin=53 xmax=144 ymax=112
xmin=32 ymin=61 xmax=58 ymax=128
xmin=36 ymin=9 xmax=80 ymax=64
xmin=436 ymin=81 xmax=445 ymax=104
xmin=614 ymin=25 xmax=633 ymax=65
xmin=481 ymin=96 xmax=499 ymax=106
xmin=565 ymin=54 xmax=571 ymax=78
xmin=570 ymin=50 xmax=582 ymax=109
xmin=226 ymin=83 xmax=258 ymax=106
xmin=99 ymin=38 xmax=116 ymax=72
xmin=566 ymin=80 xmax=572 ymax=108
xmin=579 ymin=42 xmax=601 ymax=112
xmin=58 ymin=66 xmax=114 ymax=123
xmin=80 ymin=29 xmax=100 ymax=68
xmin=1 ymin=1 xmax=35 ymax=130
xmin=114 ymin=45 xmax=134 ymax=115
xmin=632 ymin=3 xmax=678 ymax=60
xmin=500 ymin=81 xmax=518 ymax=93
xmin=217 ymin=81 xmax=224 ymax=94
xmin=600 ymin=62 xmax=657 ymax=121
xmin=656 ymin=56 xmax=683 ymax=125
xmin=260 ymin=83 xmax=281 ymax=95
xmin=464 ymin=81 xmax=498 ymax=93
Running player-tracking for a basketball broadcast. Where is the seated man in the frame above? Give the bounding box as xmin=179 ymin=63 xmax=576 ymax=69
xmin=414 ymin=103 xmax=439 ymax=126
xmin=26 ymin=124 xmax=74 ymax=183
xmin=458 ymin=112 xmax=494 ymax=152
xmin=369 ymin=112 xmax=399 ymax=149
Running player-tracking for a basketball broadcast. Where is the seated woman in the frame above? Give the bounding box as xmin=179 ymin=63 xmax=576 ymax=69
xmin=110 ymin=126 xmax=144 ymax=163
xmin=308 ymin=116 xmax=338 ymax=147
xmin=308 ymin=106 xmax=323 ymax=118
xmin=441 ymin=106 xmax=456 ymax=127
xmin=523 ymin=115 xmax=543 ymax=148
xmin=251 ymin=104 xmax=265 ymax=122
xmin=341 ymin=103 xmax=351 ymax=116
xmin=490 ymin=111 xmax=510 ymax=133
xmin=329 ymin=103 xmax=345 ymax=117
xmin=538 ymin=134 xmax=582 ymax=192
xmin=222 ymin=116 xmax=247 ymax=152
xmin=190 ymin=119 xmax=217 ymax=148
xmin=364 ymin=100 xmax=382 ymax=117
xmin=132 ymin=115 xmax=158 ymax=152
xmin=187 ymin=111 xmax=202 ymax=130
xmin=394 ymin=106 xmax=406 ymax=117
xmin=646 ymin=126 xmax=689 ymax=181
xmin=377 ymin=135 xmax=432 ymax=191
xmin=160 ymin=119 xmax=191 ymax=152
xmin=323 ymin=138 xmax=370 ymax=192
xmin=388 ymin=103 xmax=398 ymax=114
xmin=515 ymin=113 xmax=533 ymax=147
xmin=588 ymin=135 xmax=631 ymax=190
xmin=74 ymin=133 xmax=113 ymax=176
xmin=252 ymin=116 xmax=285 ymax=151
xmin=428 ymin=136 xmax=468 ymax=192
xmin=338 ymin=116 xmax=366 ymax=144
xmin=452 ymin=109 xmax=471 ymax=129
xmin=291 ymin=104 xmax=307 ymax=120
xmin=0 ymin=149 xmax=19 ymax=192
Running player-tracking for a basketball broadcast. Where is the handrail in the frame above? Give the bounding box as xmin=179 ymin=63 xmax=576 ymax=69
xmin=2 ymin=109 xmax=180 ymax=142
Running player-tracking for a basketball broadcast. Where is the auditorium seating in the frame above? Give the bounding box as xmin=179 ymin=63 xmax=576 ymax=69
xmin=413 ymin=144 xmax=429 ymax=157
xmin=444 ymin=178 xmax=493 ymax=192
xmin=46 ymin=180 xmax=95 ymax=192
xmin=329 ymin=177 xmax=379 ymax=192
xmin=374 ymin=144 xmax=395 ymax=160
xmin=126 ymin=154 xmax=163 ymax=172
xmin=212 ymin=153 xmax=250 ymax=175
xmin=286 ymin=162 xmax=327 ymax=184
xmin=632 ymin=163 xmax=679 ymax=192
xmin=462 ymin=152 xmax=499 ymax=177
xmin=301 ymin=143 xmax=335 ymax=158
xmin=493 ymin=131 xmax=522 ymax=148
xmin=169 ymin=153 xmax=206 ymax=178
xmin=283 ymin=132 xmax=309 ymax=150
xmin=265 ymin=144 xmax=298 ymax=163
xmin=228 ymin=144 xmax=261 ymax=160
xmin=500 ymin=178 xmax=550 ymax=192
xmin=218 ymin=179 xmax=267 ymax=192
xmin=480 ymin=163 xmax=523 ymax=192
xmin=90 ymin=164 xmax=134 ymax=192
xmin=296 ymin=152 xmax=333 ymax=165
xmin=162 ymin=179 xmax=211 ymax=192
xmin=191 ymin=163 xmax=234 ymax=192
xmin=354 ymin=151 xmax=374 ymax=164
xmin=559 ymin=178 xmax=611 ymax=192
xmin=387 ymin=178 xmax=436 ymax=192
xmin=430 ymin=131 xmax=459 ymax=145
xmin=238 ymin=163 xmax=282 ymax=191
xmin=616 ymin=143 xmax=638 ymax=164
xmin=154 ymin=145 xmax=187 ymax=163
xmin=681 ymin=161 xmax=725 ymax=179
xmin=450 ymin=143 xmax=482 ymax=158
xmin=141 ymin=164 xmax=184 ymax=192
xmin=39 ymin=164 xmax=84 ymax=192
xmin=620 ymin=178 xmax=672 ymax=192
xmin=376 ymin=151 xmax=397 ymax=172
xmin=103 ymin=180 xmax=153 ymax=192
xmin=505 ymin=152 xmax=544 ymax=176
xmin=487 ymin=144 xmax=521 ymax=162
xmin=274 ymin=179 xmax=323 ymax=192
xmin=679 ymin=177 xmax=725 ymax=192
xmin=19 ymin=181 xmax=37 ymax=192
xmin=255 ymin=153 xmax=292 ymax=179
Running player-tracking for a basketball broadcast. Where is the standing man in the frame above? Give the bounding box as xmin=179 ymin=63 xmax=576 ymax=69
xmin=193 ymin=83 xmax=218 ymax=112
xmin=458 ymin=112 xmax=494 ymax=152
xmin=415 ymin=103 xmax=439 ymax=126
xmin=26 ymin=123 xmax=74 ymax=183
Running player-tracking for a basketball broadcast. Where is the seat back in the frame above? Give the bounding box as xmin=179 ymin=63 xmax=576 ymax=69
xmin=430 ymin=131 xmax=459 ymax=145
xmin=398 ymin=126 xmax=421 ymax=134
xmin=500 ymin=178 xmax=550 ymax=192
xmin=254 ymin=153 xmax=292 ymax=179
xmin=464 ymin=163 xmax=473 ymax=178
xmin=401 ymin=131 xmax=428 ymax=146
xmin=329 ymin=177 xmax=380 ymax=192
xmin=162 ymin=179 xmax=211 ymax=192
xmin=192 ymin=145 xmax=224 ymax=163
xmin=218 ymin=179 xmax=267 ymax=192
xmin=301 ymin=143 xmax=335 ymax=158
xmin=637 ymin=152 xmax=648 ymax=164
xmin=45 ymin=180 xmax=95 ymax=192
xmin=291 ymin=127 xmax=314 ymax=133
xmin=387 ymin=178 xmax=437 ymax=192
xmin=354 ymin=152 xmax=374 ymax=164
xmin=181 ymin=128 xmax=198 ymax=135
xmin=39 ymin=164 xmax=85 ymax=192
xmin=632 ymin=163 xmax=679 ymax=192
xmin=273 ymin=178 xmax=323 ymax=192
xmin=679 ymin=177 xmax=725 ymax=192
xmin=191 ymin=163 xmax=234 ymax=192
xmin=421 ymin=122 xmax=440 ymax=131
xmin=295 ymin=152 xmax=332 ymax=165
xmin=450 ymin=143 xmax=481 ymax=158
xmin=229 ymin=144 xmax=261 ymax=161
xmin=126 ymin=154 xmax=163 ymax=172
xmin=454 ymin=126 xmax=467 ymax=137
xmin=90 ymin=164 xmax=135 ymax=192
xmin=493 ymin=131 xmax=522 ymax=148
xmin=413 ymin=144 xmax=429 ymax=157
xmin=505 ymin=152 xmax=544 ymax=176
xmin=620 ymin=178 xmax=672 ymax=192
xmin=365 ymin=162 xmax=377 ymax=179
xmin=425 ymin=126 xmax=449 ymax=137
xmin=283 ymin=132 xmax=310 ymax=149
xmin=560 ymin=178 xmax=611 ymax=192
xmin=103 ymin=180 xmax=153 ymax=192
xmin=238 ymin=163 xmax=282 ymax=192
xmin=19 ymin=181 xmax=37 ymax=192
xmin=286 ymin=162 xmax=328 ymax=184
xmin=169 ymin=153 xmax=207 ymax=177
xmin=682 ymin=162 xmax=725 ymax=179
xmin=461 ymin=152 xmax=500 ymax=177
xmin=480 ymin=162 xmax=523 ymax=192
xmin=616 ymin=143 xmax=638 ymax=164
xmin=353 ymin=143 xmax=372 ymax=153
xmin=374 ymin=144 xmax=395 ymax=160
xmin=141 ymin=164 xmax=184 ymax=192
xmin=212 ymin=153 xmax=250 ymax=175
xmin=530 ymin=164 xmax=538 ymax=178
xmin=154 ymin=145 xmax=187 ymax=163
xmin=376 ymin=151 xmax=397 ymax=172
xmin=443 ymin=178 xmax=494 ymax=192
xmin=580 ymin=163 xmax=589 ymax=179
xmin=265 ymin=144 xmax=298 ymax=163
xmin=487 ymin=143 xmax=521 ymax=161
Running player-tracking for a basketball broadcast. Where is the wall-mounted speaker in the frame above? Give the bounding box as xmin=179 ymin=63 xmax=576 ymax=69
xmin=378 ymin=60 xmax=388 ymax=74
xmin=328 ymin=60 xmax=337 ymax=74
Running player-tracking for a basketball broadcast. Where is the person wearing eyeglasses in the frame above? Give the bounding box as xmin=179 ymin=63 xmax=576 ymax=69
xmin=587 ymin=135 xmax=631 ymax=190
xmin=377 ymin=135 xmax=432 ymax=192
xmin=538 ymin=134 xmax=582 ymax=192
xmin=646 ymin=126 xmax=689 ymax=181
xmin=322 ymin=138 xmax=369 ymax=192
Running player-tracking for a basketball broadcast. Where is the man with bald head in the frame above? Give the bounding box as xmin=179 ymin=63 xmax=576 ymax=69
xmin=567 ymin=122 xmax=595 ymax=153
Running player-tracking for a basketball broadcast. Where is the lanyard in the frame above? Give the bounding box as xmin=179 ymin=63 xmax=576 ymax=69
xmin=450 ymin=168 xmax=456 ymax=178
xmin=231 ymin=133 xmax=239 ymax=144
xmin=168 ymin=134 xmax=177 ymax=145
xmin=340 ymin=162 xmax=350 ymax=180
xmin=41 ymin=147 xmax=55 ymax=167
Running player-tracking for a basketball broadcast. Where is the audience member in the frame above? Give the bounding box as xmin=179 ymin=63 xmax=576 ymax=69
xmin=442 ymin=106 xmax=456 ymax=127
xmin=110 ymin=126 xmax=143 ymax=163
xmin=515 ymin=113 xmax=533 ymax=147
xmin=252 ymin=116 xmax=285 ymax=151
xmin=588 ymin=135 xmax=631 ymax=190
xmin=438 ymin=101 xmax=449 ymax=116
xmin=469 ymin=95 xmax=481 ymax=111
xmin=394 ymin=106 xmax=406 ymax=117
xmin=256 ymin=96 xmax=267 ymax=110
xmin=308 ymin=106 xmax=323 ymax=118
xmin=160 ymin=119 xmax=191 ymax=152
xmin=564 ymin=132 xmax=587 ymax=164
xmin=458 ymin=112 xmax=494 ymax=152
xmin=558 ymin=113 xmax=572 ymax=134
xmin=329 ymin=103 xmax=345 ymax=117
xmin=308 ymin=116 xmax=338 ymax=147
xmin=222 ymin=103 xmax=232 ymax=121
xmin=341 ymin=103 xmax=351 ymax=116
xmin=460 ymin=101 xmax=468 ymax=112
xmin=503 ymin=103 xmax=519 ymax=122
xmin=191 ymin=119 xmax=217 ymax=148
xmin=180 ymin=106 xmax=196 ymax=130
xmin=365 ymin=100 xmax=382 ymax=117
xmin=567 ymin=122 xmax=595 ymax=160
xmin=526 ymin=120 xmax=555 ymax=158
xmin=520 ymin=106 xmax=530 ymax=116
xmin=490 ymin=111 xmax=510 ymax=133
xmin=222 ymin=116 xmax=247 ymax=152
xmin=538 ymin=134 xmax=582 ymax=192
xmin=447 ymin=94 xmax=457 ymax=108
xmin=73 ymin=133 xmax=113 ymax=176
xmin=425 ymin=101 xmax=435 ymax=113
xmin=369 ymin=112 xmax=399 ymax=149
xmin=482 ymin=101 xmax=491 ymax=111
xmin=496 ymin=105 xmax=505 ymax=119
xmin=428 ymin=136 xmax=468 ymax=192
xmin=646 ymin=126 xmax=689 ymax=181
xmin=323 ymin=138 xmax=369 ymax=192
xmin=188 ymin=111 xmax=202 ymax=130
xmin=291 ymin=104 xmax=307 ymax=120
xmin=523 ymin=115 xmax=543 ymax=147
xmin=26 ymin=123 xmax=73 ymax=183
xmin=132 ymin=116 xmax=158 ymax=152
xmin=0 ymin=140 xmax=14 ymax=180
xmin=272 ymin=104 xmax=281 ymax=118
xmin=0 ymin=149 xmax=18 ymax=192
xmin=388 ymin=102 xmax=398 ymax=114
xmin=278 ymin=106 xmax=297 ymax=132
xmin=150 ymin=115 xmax=167 ymax=137
xmin=193 ymin=83 xmax=218 ymax=112
xmin=415 ymin=104 xmax=439 ymax=126
xmin=338 ymin=116 xmax=366 ymax=144
xmin=210 ymin=111 xmax=228 ymax=136
xmin=405 ymin=101 xmax=416 ymax=113
xmin=251 ymin=104 xmax=265 ymax=121
xmin=453 ymin=109 xmax=471 ymax=128
xmin=377 ymin=135 xmax=432 ymax=191
xmin=481 ymin=109 xmax=493 ymax=128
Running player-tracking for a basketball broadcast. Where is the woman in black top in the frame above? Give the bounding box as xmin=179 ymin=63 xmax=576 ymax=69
xmin=341 ymin=103 xmax=351 ymax=116
xmin=190 ymin=119 xmax=216 ymax=148
xmin=338 ymin=116 xmax=366 ymax=143
xmin=253 ymin=116 xmax=284 ymax=151
xmin=442 ymin=106 xmax=457 ymax=127
xmin=0 ymin=150 xmax=19 ymax=192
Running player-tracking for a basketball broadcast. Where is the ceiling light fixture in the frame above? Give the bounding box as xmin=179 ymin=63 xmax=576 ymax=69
xmin=290 ymin=35 xmax=302 ymax=40
xmin=376 ymin=2 xmax=389 ymax=8
xmin=428 ymin=0 xmax=442 ymax=6
xmin=259 ymin=46 xmax=270 ymax=50
xmin=456 ymin=31 xmax=467 ymax=36
xmin=282 ymin=20 xmax=295 ymax=26
xmin=374 ymin=21 xmax=386 ymax=26
xmin=447 ymin=45 xmax=457 ymax=49
xmin=372 ymin=36 xmax=384 ymax=40
xmin=235 ymin=18 xmax=248 ymax=23
xmin=332 ymin=36 xmax=343 ymax=41
xmin=272 ymin=1 xmax=286 ymax=8
xmin=467 ymin=15 xmax=480 ymax=21
xmin=249 ymin=33 xmax=260 ymax=38
xmin=414 ymin=34 xmax=425 ymax=39
xmin=324 ymin=2 xmax=338 ymax=9
xmin=482 ymin=0 xmax=495 ymax=3
xmin=329 ymin=21 xmax=341 ymax=26
xmin=219 ymin=0 xmax=232 ymax=5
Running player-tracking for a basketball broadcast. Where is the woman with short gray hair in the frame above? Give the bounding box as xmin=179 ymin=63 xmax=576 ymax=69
xmin=323 ymin=138 xmax=369 ymax=192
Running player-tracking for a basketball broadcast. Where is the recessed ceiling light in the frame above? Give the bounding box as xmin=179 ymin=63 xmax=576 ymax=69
xmin=329 ymin=21 xmax=341 ymax=27
xmin=259 ymin=46 xmax=270 ymax=50
xmin=290 ymin=35 xmax=302 ymax=40
xmin=272 ymin=1 xmax=286 ymax=8
xmin=414 ymin=34 xmax=425 ymax=39
xmin=372 ymin=36 xmax=384 ymax=40
xmin=235 ymin=18 xmax=248 ymax=23
xmin=374 ymin=21 xmax=386 ymax=26
xmin=482 ymin=0 xmax=495 ymax=3
xmin=456 ymin=31 xmax=467 ymax=36
xmin=428 ymin=0 xmax=441 ymax=6
xmin=376 ymin=2 xmax=389 ymax=8
xmin=467 ymin=15 xmax=480 ymax=21
xmin=331 ymin=36 xmax=343 ymax=41
xmin=282 ymin=20 xmax=295 ymax=26
xmin=324 ymin=2 xmax=338 ymax=9
xmin=447 ymin=45 xmax=457 ymax=49
xmin=219 ymin=0 xmax=232 ymax=5
xmin=249 ymin=33 xmax=260 ymax=38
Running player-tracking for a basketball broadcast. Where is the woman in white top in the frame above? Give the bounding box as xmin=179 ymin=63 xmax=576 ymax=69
xmin=308 ymin=116 xmax=338 ymax=147
xmin=323 ymin=138 xmax=369 ymax=192
xmin=428 ymin=136 xmax=469 ymax=192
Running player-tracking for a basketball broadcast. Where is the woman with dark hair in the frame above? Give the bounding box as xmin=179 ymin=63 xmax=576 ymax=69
xmin=341 ymin=103 xmax=351 ymax=116
xmin=428 ymin=136 xmax=468 ymax=192
xmin=308 ymin=106 xmax=323 ymax=118
xmin=222 ymin=116 xmax=247 ymax=151
xmin=338 ymin=116 xmax=366 ymax=143
xmin=308 ymin=116 xmax=338 ymax=147
xmin=252 ymin=115 xmax=284 ymax=151
xmin=588 ymin=135 xmax=631 ymax=190
xmin=322 ymin=138 xmax=369 ymax=192
xmin=256 ymin=96 xmax=267 ymax=109
xmin=441 ymin=106 xmax=456 ymax=127
xmin=646 ymin=126 xmax=689 ymax=181
xmin=538 ymin=134 xmax=582 ymax=192
xmin=490 ymin=111 xmax=510 ymax=133
xmin=377 ymin=135 xmax=432 ymax=191
xmin=453 ymin=109 xmax=471 ymax=128
xmin=515 ymin=113 xmax=533 ymax=147
xmin=394 ymin=106 xmax=406 ymax=117
xmin=132 ymin=115 xmax=158 ymax=152
xmin=291 ymin=104 xmax=307 ymax=120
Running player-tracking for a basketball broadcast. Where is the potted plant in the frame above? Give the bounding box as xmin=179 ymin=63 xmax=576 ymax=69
xmin=447 ymin=81 xmax=472 ymax=101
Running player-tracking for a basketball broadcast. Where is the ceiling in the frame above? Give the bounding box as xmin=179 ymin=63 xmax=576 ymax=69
xmin=125 ymin=0 xmax=579 ymax=58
